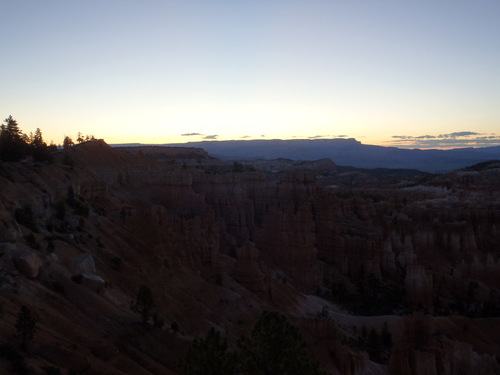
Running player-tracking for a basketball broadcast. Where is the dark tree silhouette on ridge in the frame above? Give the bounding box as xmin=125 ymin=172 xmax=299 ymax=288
xmin=0 ymin=115 xmax=27 ymax=161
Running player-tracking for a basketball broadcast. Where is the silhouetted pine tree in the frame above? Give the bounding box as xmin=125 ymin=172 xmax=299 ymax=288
xmin=0 ymin=115 xmax=28 ymax=161
xmin=63 ymin=136 xmax=74 ymax=149
xmin=30 ymin=127 xmax=51 ymax=162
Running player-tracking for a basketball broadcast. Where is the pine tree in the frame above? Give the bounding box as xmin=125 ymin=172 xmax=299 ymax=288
xmin=0 ymin=115 xmax=27 ymax=161
xmin=179 ymin=327 xmax=237 ymax=375
xmin=63 ymin=136 xmax=74 ymax=149
xmin=15 ymin=305 xmax=37 ymax=350
xmin=134 ymin=285 xmax=154 ymax=325
xmin=77 ymin=132 xmax=84 ymax=143
xmin=238 ymin=311 xmax=325 ymax=375
xmin=30 ymin=128 xmax=51 ymax=162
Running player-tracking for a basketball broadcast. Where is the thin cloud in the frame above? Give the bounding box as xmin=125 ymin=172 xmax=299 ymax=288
xmin=388 ymin=131 xmax=500 ymax=149
xmin=203 ymin=135 xmax=218 ymax=140
xmin=181 ymin=133 xmax=202 ymax=137
xmin=241 ymin=135 xmax=251 ymax=139
xmin=439 ymin=131 xmax=479 ymax=138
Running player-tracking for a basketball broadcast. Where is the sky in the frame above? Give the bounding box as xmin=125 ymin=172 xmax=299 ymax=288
xmin=1 ymin=0 xmax=499 ymax=149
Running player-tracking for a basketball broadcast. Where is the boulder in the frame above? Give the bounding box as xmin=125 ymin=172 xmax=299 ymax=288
xmin=12 ymin=251 xmax=42 ymax=278
xmin=81 ymin=273 xmax=105 ymax=292
xmin=74 ymin=253 xmax=96 ymax=274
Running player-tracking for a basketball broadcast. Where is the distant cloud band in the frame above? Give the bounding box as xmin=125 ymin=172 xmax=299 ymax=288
xmin=390 ymin=131 xmax=499 ymax=148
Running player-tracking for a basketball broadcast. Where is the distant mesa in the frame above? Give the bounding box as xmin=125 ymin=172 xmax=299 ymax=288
xmin=113 ymin=138 xmax=500 ymax=173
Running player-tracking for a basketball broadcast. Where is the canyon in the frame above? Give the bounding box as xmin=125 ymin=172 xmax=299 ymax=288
xmin=0 ymin=140 xmax=499 ymax=374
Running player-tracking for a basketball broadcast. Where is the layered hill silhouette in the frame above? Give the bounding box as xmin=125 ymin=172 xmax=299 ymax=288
xmin=0 ymin=140 xmax=499 ymax=374
xmin=123 ymin=138 xmax=500 ymax=173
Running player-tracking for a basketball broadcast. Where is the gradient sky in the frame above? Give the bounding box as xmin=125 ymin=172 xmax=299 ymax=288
xmin=1 ymin=0 xmax=499 ymax=148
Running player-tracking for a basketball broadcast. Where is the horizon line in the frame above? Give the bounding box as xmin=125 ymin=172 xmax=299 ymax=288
xmin=108 ymin=137 xmax=500 ymax=151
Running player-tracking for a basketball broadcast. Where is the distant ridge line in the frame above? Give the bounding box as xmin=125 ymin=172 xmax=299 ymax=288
xmin=111 ymin=139 xmax=500 ymax=173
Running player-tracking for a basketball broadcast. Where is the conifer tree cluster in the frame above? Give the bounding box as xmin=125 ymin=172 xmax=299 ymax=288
xmin=0 ymin=115 xmax=96 ymax=162
xmin=0 ymin=115 xmax=53 ymax=162
xmin=179 ymin=311 xmax=327 ymax=375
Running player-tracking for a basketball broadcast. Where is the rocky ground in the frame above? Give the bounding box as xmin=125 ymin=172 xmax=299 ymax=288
xmin=0 ymin=140 xmax=498 ymax=374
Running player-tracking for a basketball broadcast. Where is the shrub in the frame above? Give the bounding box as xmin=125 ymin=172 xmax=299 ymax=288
xmin=25 ymin=233 xmax=41 ymax=250
xmin=153 ymin=312 xmax=165 ymax=329
xmin=133 ymin=285 xmax=155 ymax=325
xmin=75 ymin=200 xmax=89 ymax=217
xmin=15 ymin=204 xmax=36 ymax=231
xmin=46 ymin=219 xmax=55 ymax=232
xmin=77 ymin=217 xmax=85 ymax=231
xmin=171 ymin=321 xmax=180 ymax=335
xmin=62 ymin=153 xmax=74 ymax=167
xmin=55 ymin=199 xmax=66 ymax=220
xmin=46 ymin=239 xmax=55 ymax=253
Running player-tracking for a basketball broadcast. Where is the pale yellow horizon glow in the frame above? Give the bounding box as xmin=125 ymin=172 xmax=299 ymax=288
xmin=2 ymin=1 xmax=499 ymax=150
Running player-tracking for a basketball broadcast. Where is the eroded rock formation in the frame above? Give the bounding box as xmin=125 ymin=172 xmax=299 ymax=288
xmin=0 ymin=140 xmax=498 ymax=374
